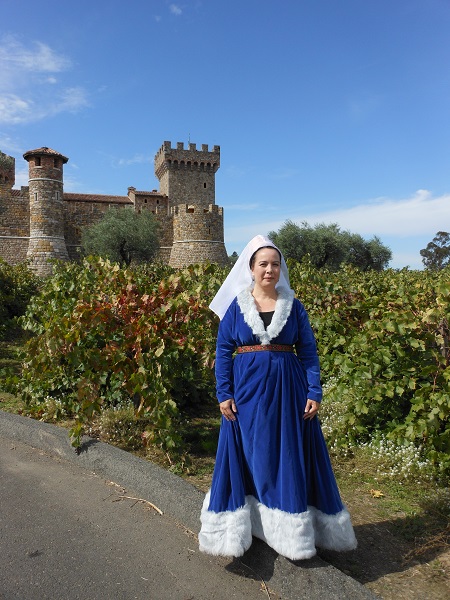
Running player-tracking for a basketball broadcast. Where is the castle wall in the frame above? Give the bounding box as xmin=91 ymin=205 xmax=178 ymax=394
xmin=63 ymin=194 xmax=132 ymax=259
xmin=169 ymin=204 xmax=228 ymax=268
xmin=0 ymin=188 xmax=30 ymax=264
xmin=0 ymin=237 xmax=28 ymax=265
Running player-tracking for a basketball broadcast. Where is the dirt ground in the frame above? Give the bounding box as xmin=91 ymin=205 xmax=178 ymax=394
xmin=189 ymin=472 xmax=450 ymax=600
xmin=319 ymin=492 xmax=450 ymax=600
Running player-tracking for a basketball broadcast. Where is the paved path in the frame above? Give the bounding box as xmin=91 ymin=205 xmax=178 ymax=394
xmin=0 ymin=411 xmax=378 ymax=600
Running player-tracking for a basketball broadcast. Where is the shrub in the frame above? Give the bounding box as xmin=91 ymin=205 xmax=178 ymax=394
xmin=18 ymin=257 xmax=228 ymax=451
xmin=0 ymin=260 xmax=40 ymax=340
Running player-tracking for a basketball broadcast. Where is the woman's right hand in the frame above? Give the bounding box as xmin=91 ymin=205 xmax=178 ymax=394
xmin=220 ymin=398 xmax=237 ymax=421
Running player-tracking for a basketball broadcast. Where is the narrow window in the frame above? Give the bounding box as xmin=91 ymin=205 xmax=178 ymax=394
xmin=204 ymin=182 xmax=207 ymax=188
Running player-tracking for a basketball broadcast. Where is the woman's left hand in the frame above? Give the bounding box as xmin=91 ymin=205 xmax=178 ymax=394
xmin=303 ymin=399 xmax=320 ymax=420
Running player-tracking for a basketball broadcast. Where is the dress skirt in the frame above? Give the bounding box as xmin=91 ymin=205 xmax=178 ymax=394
xmin=199 ymin=348 xmax=357 ymax=560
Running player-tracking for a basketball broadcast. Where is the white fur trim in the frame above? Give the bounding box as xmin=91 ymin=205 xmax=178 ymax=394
xmin=199 ymin=492 xmax=357 ymax=560
xmin=199 ymin=492 xmax=252 ymax=557
xmin=312 ymin=506 xmax=358 ymax=552
xmin=249 ymin=496 xmax=317 ymax=560
xmin=237 ymin=286 xmax=295 ymax=345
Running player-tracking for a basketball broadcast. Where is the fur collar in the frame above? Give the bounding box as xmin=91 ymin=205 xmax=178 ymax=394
xmin=237 ymin=286 xmax=295 ymax=345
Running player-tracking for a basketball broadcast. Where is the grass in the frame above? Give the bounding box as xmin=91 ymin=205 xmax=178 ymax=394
xmin=0 ymin=341 xmax=25 ymax=413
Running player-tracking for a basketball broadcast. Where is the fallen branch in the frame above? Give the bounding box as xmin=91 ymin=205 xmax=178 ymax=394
xmin=114 ymin=494 xmax=163 ymax=515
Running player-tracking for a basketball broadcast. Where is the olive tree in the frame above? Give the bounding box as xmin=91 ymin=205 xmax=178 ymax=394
xmin=81 ymin=208 xmax=160 ymax=266
xmin=268 ymin=220 xmax=391 ymax=271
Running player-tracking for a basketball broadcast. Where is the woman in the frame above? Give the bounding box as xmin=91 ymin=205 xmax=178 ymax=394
xmin=199 ymin=234 xmax=357 ymax=560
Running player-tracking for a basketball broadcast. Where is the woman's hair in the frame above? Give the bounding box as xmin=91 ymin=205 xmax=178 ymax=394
xmin=249 ymin=245 xmax=282 ymax=269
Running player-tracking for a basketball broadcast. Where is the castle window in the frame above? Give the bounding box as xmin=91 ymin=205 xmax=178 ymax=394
xmin=144 ymin=199 xmax=148 ymax=204
xmin=35 ymin=157 xmax=41 ymax=166
xmin=54 ymin=158 xmax=59 ymax=168
xmin=156 ymin=199 xmax=160 ymax=205
xmin=204 ymin=182 xmax=207 ymax=188
xmin=187 ymin=206 xmax=195 ymax=213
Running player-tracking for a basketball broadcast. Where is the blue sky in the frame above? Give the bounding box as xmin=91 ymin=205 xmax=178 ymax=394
xmin=1 ymin=0 xmax=450 ymax=268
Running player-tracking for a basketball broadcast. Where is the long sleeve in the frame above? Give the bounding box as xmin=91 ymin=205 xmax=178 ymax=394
xmin=214 ymin=303 xmax=237 ymax=402
xmin=294 ymin=301 xmax=322 ymax=402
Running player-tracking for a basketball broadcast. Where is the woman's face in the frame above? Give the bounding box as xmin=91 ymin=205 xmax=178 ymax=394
xmin=251 ymin=247 xmax=281 ymax=289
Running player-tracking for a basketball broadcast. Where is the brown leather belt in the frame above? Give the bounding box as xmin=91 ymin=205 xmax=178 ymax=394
xmin=236 ymin=344 xmax=294 ymax=353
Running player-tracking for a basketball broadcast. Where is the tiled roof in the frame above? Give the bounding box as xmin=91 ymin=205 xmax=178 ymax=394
xmin=64 ymin=193 xmax=132 ymax=204
xmin=132 ymin=189 xmax=166 ymax=196
xmin=23 ymin=147 xmax=69 ymax=163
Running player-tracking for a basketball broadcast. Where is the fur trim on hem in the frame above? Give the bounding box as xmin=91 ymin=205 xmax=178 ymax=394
xmin=199 ymin=492 xmax=357 ymax=560
xmin=312 ymin=505 xmax=358 ymax=552
xmin=198 ymin=493 xmax=252 ymax=557
xmin=249 ymin=496 xmax=317 ymax=560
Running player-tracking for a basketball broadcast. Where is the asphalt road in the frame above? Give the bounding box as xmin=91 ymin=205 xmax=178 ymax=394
xmin=0 ymin=411 xmax=378 ymax=600
xmin=0 ymin=437 xmax=271 ymax=600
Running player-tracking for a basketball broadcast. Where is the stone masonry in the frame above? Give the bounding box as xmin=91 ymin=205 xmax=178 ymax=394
xmin=0 ymin=141 xmax=228 ymax=275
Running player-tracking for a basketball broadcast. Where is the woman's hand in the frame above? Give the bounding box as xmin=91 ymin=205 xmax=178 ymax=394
xmin=220 ymin=398 xmax=237 ymax=421
xmin=303 ymin=399 xmax=320 ymax=420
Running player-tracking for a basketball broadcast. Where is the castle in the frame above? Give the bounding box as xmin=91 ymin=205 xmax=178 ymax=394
xmin=0 ymin=141 xmax=228 ymax=276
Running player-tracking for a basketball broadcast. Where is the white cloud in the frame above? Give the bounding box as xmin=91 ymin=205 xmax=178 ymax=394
xmin=0 ymin=133 xmax=22 ymax=154
xmin=116 ymin=154 xmax=153 ymax=167
xmin=302 ymin=190 xmax=450 ymax=237
xmin=0 ymin=36 xmax=70 ymax=91
xmin=170 ymin=4 xmax=182 ymax=16
xmin=0 ymin=35 xmax=88 ymax=125
xmin=0 ymin=87 xmax=89 ymax=125
xmin=0 ymin=94 xmax=31 ymax=124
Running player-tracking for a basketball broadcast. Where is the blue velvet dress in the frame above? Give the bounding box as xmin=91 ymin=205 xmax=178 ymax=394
xmin=199 ymin=287 xmax=357 ymax=560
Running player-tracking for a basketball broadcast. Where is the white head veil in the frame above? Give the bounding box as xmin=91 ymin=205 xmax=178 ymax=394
xmin=209 ymin=234 xmax=291 ymax=319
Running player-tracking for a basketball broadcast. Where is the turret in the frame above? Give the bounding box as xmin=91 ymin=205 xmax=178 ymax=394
xmin=154 ymin=141 xmax=228 ymax=268
xmin=23 ymin=147 xmax=69 ymax=275
xmin=154 ymin=141 xmax=220 ymax=207
xmin=0 ymin=151 xmax=15 ymax=194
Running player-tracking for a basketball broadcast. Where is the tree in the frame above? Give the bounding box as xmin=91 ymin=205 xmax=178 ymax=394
xmin=420 ymin=231 xmax=450 ymax=271
xmin=81 ymin=208 xmax=160 ymax=266
xmin=268 ymin=220 xmax=392 ymax=271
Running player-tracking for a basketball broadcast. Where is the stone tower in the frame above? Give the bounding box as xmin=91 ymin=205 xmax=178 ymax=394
xmin=23 ymin=147 xmax=69 ymax=275
xmin=0 ymin=150 xmax=15 ymax=193
xmin=154 ymin=141 xmax=228 ymax=268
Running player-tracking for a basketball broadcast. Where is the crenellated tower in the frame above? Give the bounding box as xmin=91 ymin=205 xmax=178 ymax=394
xmin=24 ymin=147 xmax=69 ymax=275
xmin=0 ymin=151 xmax=15 ymax=193
xmin=154 ymin=141 xmax=228 ymax=268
